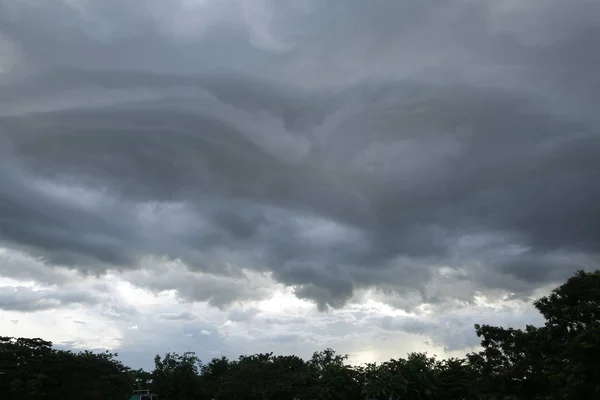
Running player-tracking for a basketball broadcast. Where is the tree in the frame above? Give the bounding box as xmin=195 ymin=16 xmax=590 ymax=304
xmin=0 ymin=337 xmax=133 ymax=400
xmin=152 ymin=352 xmax=201 ymax=400
xmin=533 ymin=270 xmax=600 ymax=399
xmin=305 ymin=349 xmax=362 ymax=400
xmin=199 ymin=356 xmax=230 ymax=400
xmin=469 ymin=270 xmax=600 ymax=400
xmin=436 ymin=358 xmax=479 ymax=400
xmin=388 ymin=353 xmax=439 ymax=400
xmin=534 ymin=270 xmax=600 ymax=332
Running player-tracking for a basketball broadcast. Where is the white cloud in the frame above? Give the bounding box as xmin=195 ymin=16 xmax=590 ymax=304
xmin=3 ymin=250 xmax=534 ymax=368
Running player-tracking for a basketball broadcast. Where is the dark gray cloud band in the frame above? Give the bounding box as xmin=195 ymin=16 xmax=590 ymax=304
xmin=0 ymin=0 xmax=599 ymax=310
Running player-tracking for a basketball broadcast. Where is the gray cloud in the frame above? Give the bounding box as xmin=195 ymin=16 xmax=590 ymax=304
xmin=227 ymin=308 xmax=260 ymax=323
xmin=0 ymin=285 xmax=98 ymax=312
xmin=0 ymin=247 xmax=77 ymax=285
xmin=0 ymin=0 xmax=599 ymax=313
xmin=159 ymin=311 xmax=198 ymax=321
xmin=372 ymin=303 xmax=546 ymax=352
xmin=120 ymin=259 xmax=276 ymax=309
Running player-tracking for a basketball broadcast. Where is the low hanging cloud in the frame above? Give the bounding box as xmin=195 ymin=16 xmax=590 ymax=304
xmin=0 ymin=284 xmax=100 ymax=312
xmin=0 ymin=0 xmax=599 ymax=315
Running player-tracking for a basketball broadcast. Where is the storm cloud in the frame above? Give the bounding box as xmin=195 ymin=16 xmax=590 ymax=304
xmin=0 ymin=0 xmax=599 ymax=359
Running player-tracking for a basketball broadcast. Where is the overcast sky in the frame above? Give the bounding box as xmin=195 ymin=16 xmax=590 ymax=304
xmin=1 ymin=0 xmax=599 ymax=369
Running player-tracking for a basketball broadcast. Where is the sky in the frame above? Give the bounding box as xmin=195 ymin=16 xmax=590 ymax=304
xmin=0 ymin=0 xmax=599 ymax=370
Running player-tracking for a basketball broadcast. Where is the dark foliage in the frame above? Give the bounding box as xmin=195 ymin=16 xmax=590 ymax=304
xmin=1 ymin=270 xmax=599 ymax=399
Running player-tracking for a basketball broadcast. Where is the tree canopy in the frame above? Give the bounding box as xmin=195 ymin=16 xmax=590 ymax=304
xmin=1 ymin=269 xmax=599 ymax=400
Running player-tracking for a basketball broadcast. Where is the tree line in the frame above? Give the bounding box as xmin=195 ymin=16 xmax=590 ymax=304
xmin=1 ymin=269 xmax=599 ymax=400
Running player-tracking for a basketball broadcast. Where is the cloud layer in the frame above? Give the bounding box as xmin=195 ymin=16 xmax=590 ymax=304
xmin=0 ymin=0 xmax=599 ymax=363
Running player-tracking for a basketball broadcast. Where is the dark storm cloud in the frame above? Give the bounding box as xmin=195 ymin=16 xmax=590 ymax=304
xmin=0 ymin=0 xmax=599 ymax=311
